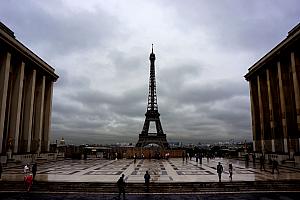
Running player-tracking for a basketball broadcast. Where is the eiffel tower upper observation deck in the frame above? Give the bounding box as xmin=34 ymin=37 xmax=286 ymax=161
xmin=136 ymin=45 xmax=169 ymax=148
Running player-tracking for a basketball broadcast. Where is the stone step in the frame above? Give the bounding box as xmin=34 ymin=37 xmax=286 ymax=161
xmin=1 ymin=181 xmax=300 ymax=193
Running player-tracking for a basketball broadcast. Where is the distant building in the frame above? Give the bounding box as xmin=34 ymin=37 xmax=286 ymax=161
xmin=0 ymin=22 xmax=58 ymax=155
xmin=245 ymin=23 xmax=300 ymax=159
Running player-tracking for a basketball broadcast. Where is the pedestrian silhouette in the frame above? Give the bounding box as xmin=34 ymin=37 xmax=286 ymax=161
xmin=144 ymin=171 xmax=151 ymax=192
xmin=228 ymin=163 xmax=233 ymax=181
xmin=245 ymin=154 xmax=249 ymax=168
xmin=32 ymin=163 xmax=37 ymax=181
xmin=217 ymin=162 xmax=223 ymax=182
xmin=252 ymin=154 xmax=256 ymax=166
xmin=117 ymin=174 xmax=126 ymax=199
xmin=260 ymin=155 xmax=265 ymax=171
xmin=199 ymin=154 xmax=202 ymax=164
xmin=272 ymin=159 xmax=279 ymax=174
xmin=186 ymin=153 xmax=189 ymax=162
xmin=24 ymin=164 xmax=30 ymax=174
xmin=24 ymin=173 xmax=33 ymax=192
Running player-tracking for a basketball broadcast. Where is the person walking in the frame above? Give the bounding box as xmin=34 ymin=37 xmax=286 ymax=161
xmin=272 ymin=159 xmax=279 ymax=174
xmin=260 ymin=155 xmax=265 ymax=171
xmin=117 ymin=174 xmax=126 ymax=199
xmin=24 ymin=164 xmax=30 ymax=174
xmin=252 ymin=154 xmax=256 ymax=166
xmin=217 ymin=162 xmax=223 ymax=182
xmin=228 ymin=163 xmax=233 ymax=181
xmin=199 ymin=154 xmax=202 ymax=164
xmin=144 ymin=171 xmax=151 ymax=192
xmin=24 ymin=173 xmax=33 ymax=192
xmin=32 ymin=163 xmax=37 ymax=181
xmin=245 ymin=154 xmax=249 ymax=167
xmin=186 ymin=153 xmax=189 ymax=162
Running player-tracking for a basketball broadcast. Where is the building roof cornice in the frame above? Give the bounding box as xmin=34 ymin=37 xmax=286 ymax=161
xmin=245 ymin=23 xmax=300 ymax=81
xmin=0 ymin=23 xmax=59 ymax=81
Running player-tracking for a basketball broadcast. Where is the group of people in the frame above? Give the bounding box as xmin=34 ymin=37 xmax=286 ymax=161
xmin=216 ymin=162 xmax=233 ymax=182
xmin=0 ymin=162 xmax=38 ymax=183
xmin=216 ymin=155 xmax=280 ymax=182
xmin=117 ymin=171 xmax=151 ymax=199
xmin=259 ymin=155 xmax=279 ymax=174
xmin=23 ymin=163 xmax=37 ymax=192
xmin=182 ymin=152 xmax=209 ymax=164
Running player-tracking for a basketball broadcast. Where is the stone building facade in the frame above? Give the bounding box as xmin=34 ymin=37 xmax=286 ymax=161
xmin=245 ymin=23 xmax=300 ymax=159
xmin=0 ymin=22 xmax=58 ymax=156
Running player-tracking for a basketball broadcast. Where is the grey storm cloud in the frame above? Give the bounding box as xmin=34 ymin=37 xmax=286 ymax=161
xmin=0 ymin=0 xmax=122 ymax=56
xmin=1 ymin=0 xmax=299 ymax=144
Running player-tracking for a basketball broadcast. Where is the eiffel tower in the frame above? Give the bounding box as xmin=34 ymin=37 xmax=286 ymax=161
xmin=136 ymin=45 xmax=169 ymax=148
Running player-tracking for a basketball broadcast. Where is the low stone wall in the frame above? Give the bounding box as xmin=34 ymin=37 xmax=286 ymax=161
xmin=294 ymin=155 xmax=300 ymax=163
xmin=13 ymin=154 xmax=36 ymax=164
xmin=239 ymin=152 xmax=291 ymax=164
xmin=2 ymin=152 xmax=65 ymax=164
xmin=0 ymin=155 xmax=7 ymax=164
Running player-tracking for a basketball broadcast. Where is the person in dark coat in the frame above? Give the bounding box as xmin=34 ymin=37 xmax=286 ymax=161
xmin=228 ymin=163 xmax=233 ymax=181
xmin=117 ymin=174 xmax=126 ymax=199
xmin=260 ymin=155 xmax=265 ymax=171
xmin=252 ymin=154 xmax=256 ymax=166
xmin=199 ymin=154 xmax=202 ymax=164
xmin=272 ymin=159 xmax=279 ymax=174
xmin=144 ymin=171 xmax=151 ymax=192
xmin=217 ymin=162 xmax=223 ymax=182
xmin=32 ymin=163 xmax=37 ymax=181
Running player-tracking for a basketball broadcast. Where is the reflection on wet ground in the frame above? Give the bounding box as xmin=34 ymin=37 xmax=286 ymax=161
xmin=1 ymin=157 xmax=300 ymax=182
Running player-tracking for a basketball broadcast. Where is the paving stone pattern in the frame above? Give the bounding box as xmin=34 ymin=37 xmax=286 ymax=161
xmin=1 ymin=158 xmax=300 ymax=183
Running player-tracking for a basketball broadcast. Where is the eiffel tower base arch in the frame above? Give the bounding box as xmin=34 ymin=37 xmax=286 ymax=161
xmin=136 ymin=134 xmax=169 ymax=149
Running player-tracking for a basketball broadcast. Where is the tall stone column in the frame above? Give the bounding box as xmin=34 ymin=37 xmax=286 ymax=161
xmin=257 ymin=75 xmax=265 ymax=153
xmin=266 ymin=69 xmax=275 ymax=152
xmin=0 ymin=52 xmax=11 ymax=154
xmin=277 ymin=61 xmax=288 ymax=153
xmin=32 ymin=76 xmax=45 ymax=153
xmin=22 ymin=69 xmax=36 ymax=152
xmin=42 ymin=81 xmax=53 ymax=152
xmin=291 ymin=52 xmax=300 ymax=130
xmin=9 ymin=62 xmax=25 ymax=153
xmin=249 ymin=81 xmax=257 ymax=152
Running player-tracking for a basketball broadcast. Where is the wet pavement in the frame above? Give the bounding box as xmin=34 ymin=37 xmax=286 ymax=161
xmin=1 ymin=157 xmax=300 ymax=183
xmin=0 ymin=192 xmax=299 ymax=200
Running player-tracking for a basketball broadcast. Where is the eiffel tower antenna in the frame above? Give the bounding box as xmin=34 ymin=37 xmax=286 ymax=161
xmin=136 ymin=45 xmax=169 ymax=148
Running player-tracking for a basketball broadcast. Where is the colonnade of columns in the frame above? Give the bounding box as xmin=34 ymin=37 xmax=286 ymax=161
xmin=249 ymin=48 xmax=300 ymax=154
xmin=0 ymin=50 xmax=54 ymax=154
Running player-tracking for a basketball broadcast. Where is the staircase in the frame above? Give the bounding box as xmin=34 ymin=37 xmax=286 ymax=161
xmin=1 ymin=181 xmax=300 ymax=193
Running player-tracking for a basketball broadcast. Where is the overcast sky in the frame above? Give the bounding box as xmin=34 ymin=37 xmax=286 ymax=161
xmin=0 ymin=0 xmax=299 ymax=145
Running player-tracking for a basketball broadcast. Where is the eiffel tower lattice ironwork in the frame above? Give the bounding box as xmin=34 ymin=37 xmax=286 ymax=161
xmin=136 ymin=45 xmax=169 ymax=148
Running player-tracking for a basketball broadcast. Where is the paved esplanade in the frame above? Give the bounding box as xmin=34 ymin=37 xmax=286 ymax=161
xmin=1 ymin=158 xmax=300 ymax=182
